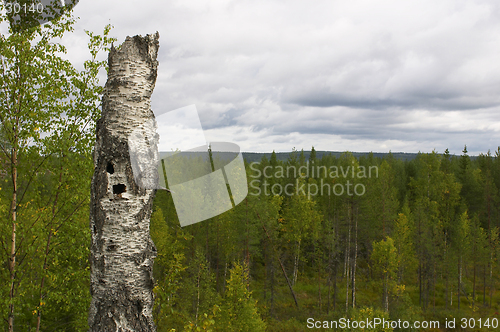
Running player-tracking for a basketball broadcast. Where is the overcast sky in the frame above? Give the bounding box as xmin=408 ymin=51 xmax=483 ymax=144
xmin=32 ymin=1 xmax=500 ymax=154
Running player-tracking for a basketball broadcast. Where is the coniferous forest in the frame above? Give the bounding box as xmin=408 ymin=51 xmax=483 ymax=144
xmin=148 ymin=146 xmax=500 ymax=331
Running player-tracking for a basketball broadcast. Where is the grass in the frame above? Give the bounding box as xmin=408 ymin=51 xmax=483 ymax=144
xmin=248 ymin=271 xmax=500 ymax=331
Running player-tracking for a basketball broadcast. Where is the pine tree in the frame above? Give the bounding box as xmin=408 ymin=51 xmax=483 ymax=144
xmin=453 ymin=211 xmax=471 ymax=310
xmin=409 ymin=151 xmax=443 ymax=309
xmin=459 ymin=145 xmax=483 ymax=214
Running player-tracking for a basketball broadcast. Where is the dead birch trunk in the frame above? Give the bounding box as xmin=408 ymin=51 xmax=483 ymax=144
xmin=88 ymin=33 xmax=160 ymax=332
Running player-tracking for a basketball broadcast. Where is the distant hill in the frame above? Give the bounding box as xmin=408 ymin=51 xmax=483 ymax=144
xmin=241 ymin=151 xmax=423 ymax=163
xmin=157 ymin=150 xmax=469 ymax=164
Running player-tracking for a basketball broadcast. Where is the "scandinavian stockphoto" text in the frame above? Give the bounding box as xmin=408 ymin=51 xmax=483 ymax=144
xmin=248 ymin=161 xmax=378 ymax=198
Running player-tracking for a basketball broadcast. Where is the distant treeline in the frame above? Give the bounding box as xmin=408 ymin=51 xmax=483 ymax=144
xmin=242 ymin=150 xmax=422 ymax=163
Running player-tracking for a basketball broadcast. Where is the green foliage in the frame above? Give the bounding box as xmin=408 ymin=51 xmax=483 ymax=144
xmin=346 ymin=307 xmax=393 ymax=332
xmin=0 ymin=3 xmax=115 ymax=331
xmin=372 ymin=237 xmax=398 ymax=280
xmin=371 ymin=237 xmax=398 ymax=312
xmin=184 ymin=305 xmax=219 ymax=332
xmin=265 ymin=317 xmax=303 ymax=331
xmin=151 ymin=208 xmax=188 ymax=330
xmin=392 ymin=205 xmax=417 ymax=284
xmin=215 ymin=262 xmax=266 ymax=332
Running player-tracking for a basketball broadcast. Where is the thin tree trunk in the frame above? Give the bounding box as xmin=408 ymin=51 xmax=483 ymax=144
xmin=345 ymin=202 xmax=351 ymax=313
xmin=483 ymin=264 xmax=486 ymax=307
xmin=425 ymin=269 xmax=430 ymax=310
xmin=444 ymin=243 xmax=449 ymax=309
xmin=195 ymin=265 xmax=201 ymax=324
xmin=445 ymin=272 xmax=449 ymax=309
xmin=473 ymin=262 xmax=476 ymax=308
xmin=327 ymin=232 xmax=332 ymax=314
xmin=344 ymin=236 xmax=348 ymax=277
xmin=333 ymin=263 xmax=337 ymax=312
xmin=257 ymin=212 xmax=299 ymax=308
xmin=206 ymin=218 xmax=209 ymax=264
xmin=418 ymin=211 xmax=422 ymax=308
xmin=293 ymin=239 xmax=301 ymax=286
xmin=216 ymin=218 xmax=220 ymax=292
xmin=433 ymin=263 xmax=436 ymax=309
xmin=327 ymin=268 xmax=331 ymax=314
xmin=36 ymin=163 xmax=65 ymax=332
xmin=223 ymin=261 xmax=228 ymax=295
xmin=36 ymin=232 xmax=52 ymax=332
xmin=8 ymin=143 xmax=17 ymax=332
xmin=88 ymin=33 xmax=160 ymax=332
xmin=261 ymin=221 xmax=299 ymax=307
xmin=418 ymin=264 xmax=422 ymax=307
xmin=263 ymin=238 xmax=267 ymax=302
xmin=270 ymin=259 xmax=275 ymax=317
xmin=351 ymin=203 xmax=357 ymax=309
xmin=458 ymin=256 xmax=461 ymax=310
xmin=384 ymin=272 xmax=389 ymax=312
xmin=246 ymin=198 xmax=250 ymax=266
xmin=333 ymin=210 xmax=338 ymax=312
xmin=489 ymin=260 xmax=493 ymax=308
xmin=317 ymin=242 xmax=321 ymax=311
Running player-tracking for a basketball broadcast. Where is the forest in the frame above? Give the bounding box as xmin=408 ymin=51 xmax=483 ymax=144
xmin=5 ymin=143 xmax=500 ymax=331
xmin=149 ymin=146 xmax=500 ymax=331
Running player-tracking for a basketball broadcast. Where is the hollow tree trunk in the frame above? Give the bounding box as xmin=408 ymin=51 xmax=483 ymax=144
xmin=88 ymin=33 xmax=160 ymax=332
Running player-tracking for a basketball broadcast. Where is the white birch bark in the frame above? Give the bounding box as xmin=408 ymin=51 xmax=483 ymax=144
xmin=88 ymin=33 xmax=160 ymax=332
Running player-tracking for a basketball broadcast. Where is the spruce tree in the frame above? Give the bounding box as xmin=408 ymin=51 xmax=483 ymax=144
xmin=215 ymin=262 xmax=265 ymax=332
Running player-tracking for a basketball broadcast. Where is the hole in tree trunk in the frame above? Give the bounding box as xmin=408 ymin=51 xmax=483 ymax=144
xmin=113 ymin=184 xmax=126 ymax=195
xmin=107 ymin=244 xmax=117 ymax=251
xmin=107 ymin=162 xmax=114 ymax=174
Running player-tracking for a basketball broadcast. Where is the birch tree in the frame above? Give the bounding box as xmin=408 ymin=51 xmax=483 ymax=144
xmin=371 ymin=237 xmax=398 ymax=312
xmin=88 ymin=33 xmax=160 ymax=332
xmin=0 ymin=3 xmax=114 ymax=330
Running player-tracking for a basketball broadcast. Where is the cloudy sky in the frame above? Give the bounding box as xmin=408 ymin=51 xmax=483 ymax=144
xmin=29 ymin=1 xmax=500 ymax=154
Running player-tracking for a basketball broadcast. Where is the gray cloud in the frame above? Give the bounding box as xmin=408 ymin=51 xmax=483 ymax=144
xmin=59 ymin=0 xmax=500 ymax=155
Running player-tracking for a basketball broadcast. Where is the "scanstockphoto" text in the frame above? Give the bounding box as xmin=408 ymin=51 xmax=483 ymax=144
xmin=248 ymin=161 xmax=378 ymax=198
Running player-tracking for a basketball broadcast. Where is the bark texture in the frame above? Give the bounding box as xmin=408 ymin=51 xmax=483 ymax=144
xmin=89 ymin=33 xmax=159 ymax=332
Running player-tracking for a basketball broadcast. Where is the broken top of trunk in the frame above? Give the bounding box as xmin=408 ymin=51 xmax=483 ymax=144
xmin=89 ymin=33 xmax=159 ymax=332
